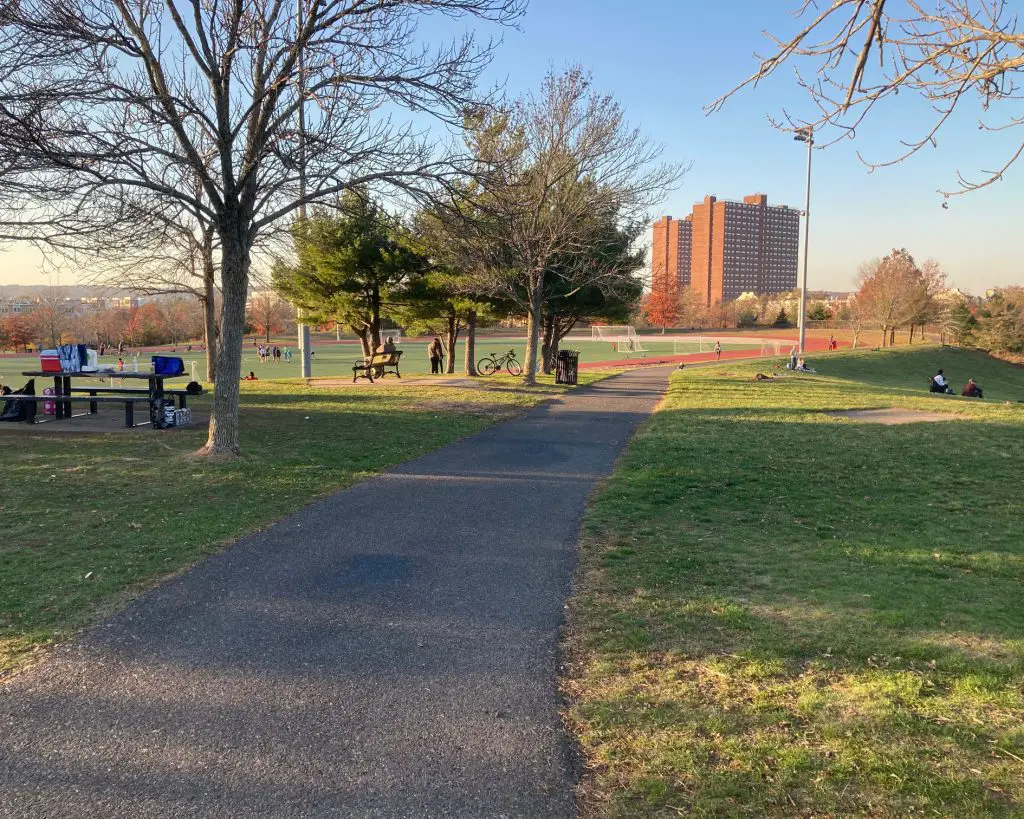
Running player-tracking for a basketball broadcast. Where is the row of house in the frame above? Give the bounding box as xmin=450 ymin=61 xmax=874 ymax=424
xmin=0 ymin=295 xmax=148 ymax=317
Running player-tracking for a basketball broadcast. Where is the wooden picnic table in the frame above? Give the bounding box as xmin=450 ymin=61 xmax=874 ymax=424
xmin=21 ymin=370 xmax=187 ymax=422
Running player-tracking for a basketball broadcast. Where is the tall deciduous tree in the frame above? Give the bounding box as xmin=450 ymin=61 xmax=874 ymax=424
xmin=0 ymin=0 xmax=521 ymax=454
xmin=453 ymin=68 xmax=682 ymax=384
xmin=710 ymin=1 xmax=1024 ymax=198
xmin=248 ymin=293 xmax=295 ymax=345
xmin=641 ymin=290 xmax=680 ymax=333
xmin=540 ymin=211 xmax=644 ymax=372
xmin=856 ymin=249 xmax=927 ymax=345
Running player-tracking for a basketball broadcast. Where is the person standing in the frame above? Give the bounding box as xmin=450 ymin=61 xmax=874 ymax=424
xmin=789 ymin=345 xmax=798 ymax=370
xmin=714 ymin=340 xmax=722 ymax=361
xmin=428 ymin=336 xmax=445 ymax=374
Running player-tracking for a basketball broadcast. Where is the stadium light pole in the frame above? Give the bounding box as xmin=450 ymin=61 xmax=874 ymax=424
xmin=794 ymin=126 xmax=813 ymax=354
xmin=295 ymin=0 xmax=312 ymax=379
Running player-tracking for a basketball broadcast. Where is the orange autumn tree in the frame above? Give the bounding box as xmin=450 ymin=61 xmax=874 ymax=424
xmin=642 ymin=289 xmax=680 ymax=332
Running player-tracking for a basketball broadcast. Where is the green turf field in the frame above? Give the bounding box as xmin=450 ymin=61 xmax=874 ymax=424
xmin=566 ymin=345 xmax=1024 ymax=816
xmin=0 ymin=335 xmax=765 ymax=387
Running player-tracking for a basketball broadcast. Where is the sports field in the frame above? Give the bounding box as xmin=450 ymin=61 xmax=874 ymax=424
xmin=0 ymin=333 xmax=773 ymax=387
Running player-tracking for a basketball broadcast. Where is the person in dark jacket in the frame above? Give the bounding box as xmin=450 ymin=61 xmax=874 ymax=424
xmin=428 ymin=337 xmax=445 ymax=374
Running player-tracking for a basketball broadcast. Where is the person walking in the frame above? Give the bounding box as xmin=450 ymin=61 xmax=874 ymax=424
xmin=714 ymin=340 xmax=722 ymax=361
xmin=428 ymin=336 xmax=445 ymax=375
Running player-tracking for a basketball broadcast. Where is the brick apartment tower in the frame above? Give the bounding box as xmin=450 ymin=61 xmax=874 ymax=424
xmin=652 ymin=194 xmax=799 ymax=307
xmin=650 ymin=215 xmax=692 ymax=296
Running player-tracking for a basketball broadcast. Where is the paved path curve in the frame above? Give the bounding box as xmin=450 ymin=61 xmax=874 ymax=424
xmin=1 ymin=367 xmax=671 ymax=818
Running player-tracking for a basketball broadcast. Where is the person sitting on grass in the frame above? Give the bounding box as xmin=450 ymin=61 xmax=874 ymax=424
xmin=930 ymin=369 xmax=954 ymax=394
xmin=243 ymin=371 xmax=259 ymax=381
xmin=961 ymin=377 xmax=984 ymax=399
xmin=795 ymin=357 xmax=816 ymax=373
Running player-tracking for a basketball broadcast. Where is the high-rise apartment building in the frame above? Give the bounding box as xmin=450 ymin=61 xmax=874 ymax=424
xmin=650 ymin=214 xmax=692 ymax=295
xmin=652 ymin=193 xmax=800 ymax=306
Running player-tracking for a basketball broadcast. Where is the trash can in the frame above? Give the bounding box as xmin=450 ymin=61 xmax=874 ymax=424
xmin=555 ymin=349 xmax=580 ymax=385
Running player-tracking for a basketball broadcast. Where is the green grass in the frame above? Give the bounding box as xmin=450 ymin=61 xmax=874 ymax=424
xmin=565 ymin=346 xmax=1024 ymax=817
xmin=0 ymin=373 xmax=608 ymax=675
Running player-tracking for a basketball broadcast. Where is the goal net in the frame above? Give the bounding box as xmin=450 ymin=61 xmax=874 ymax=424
xmin=380 ymin=329 xmax=402 ymax=344
xmin=592 ymin=325 xmax=637 ymax=342
xmin=615 ymin=337 xmax=647 ymax=354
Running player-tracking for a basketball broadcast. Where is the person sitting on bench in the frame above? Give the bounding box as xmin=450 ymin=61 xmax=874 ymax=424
xmin=961 ymin=377 xmax=984 ymax=399
xmin=930 ymin=369 xmax=954 ymax=394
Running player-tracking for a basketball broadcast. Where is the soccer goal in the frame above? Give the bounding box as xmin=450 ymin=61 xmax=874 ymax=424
xmin=380 ymin=329 xmax=402 ymax=344
xmin=592 ymin=325 xmax=637 ymax=342
xmin=615 ymin=336 xmax=647 ymax=354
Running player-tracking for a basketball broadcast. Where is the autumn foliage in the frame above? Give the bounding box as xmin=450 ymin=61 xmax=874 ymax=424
xmin=642 ymin=289 xmax=680 ymax=329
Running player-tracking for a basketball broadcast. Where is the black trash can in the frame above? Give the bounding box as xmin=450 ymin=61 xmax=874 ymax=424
xmin=555 ymin=349 xmax=580 ymax=385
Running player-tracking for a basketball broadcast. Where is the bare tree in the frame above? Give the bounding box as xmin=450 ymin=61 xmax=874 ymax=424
xmin=709 ymin=1 xmax=1024 ymax=197
xmin=856 ymin=249 xmax=927 ymax=345
xmin=447 ymin=68 xmax=683 ymax=384
xmin=0 ymin=0 xmax=521 ymax=454
xmin=248 ymin=292 xmax=295 ymax=344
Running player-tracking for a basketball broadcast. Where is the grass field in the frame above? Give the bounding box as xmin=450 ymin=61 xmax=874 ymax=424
xmin=566 ymin=346 xmax=1024 ymax=817
xmin=0 ymin=335 xmax=768 ymax=388
xmin=0 ymin=372 xmax=609 ymax=676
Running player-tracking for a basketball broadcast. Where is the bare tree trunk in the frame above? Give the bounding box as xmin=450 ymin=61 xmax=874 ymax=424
xmin=464 ymin=309 xmax=477 ymax=376
xmin=880 ymin=326 xmax=887 ymax=347
xmin=202 ymin=232 xmax=218 ymax=382
xmin=370 ymin=292 xmax=382 ymax=352
xmin=909 ymin=325 xmax=915 ymax=344
xmin=541 ymin=314 xmax=555 ymax=374
xmin=549 ymin=320 xmax=564 ymax=367
xmin=202 ymin=233 xmax=249 ymax=457
xmin=353 ymin=326 xmax=372 ymax=358
xmin=445 ymin=315 xmax=458 ymax=374
xmin=522 ymin=276 xmax=543 ymax=385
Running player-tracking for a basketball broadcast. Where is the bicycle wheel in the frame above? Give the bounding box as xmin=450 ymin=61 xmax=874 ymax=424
xmin=505 ymin=357 xmax=522 ymax=376
xmin=478 ymin=358 xmax=497 ymax=376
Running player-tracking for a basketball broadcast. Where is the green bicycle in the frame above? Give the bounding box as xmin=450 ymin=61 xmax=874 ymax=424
xmin=478 ymin=349 xmax=522 ymax=377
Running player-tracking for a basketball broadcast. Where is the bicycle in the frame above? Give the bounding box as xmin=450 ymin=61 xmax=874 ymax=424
xmin=477 ymin=349 xmax=522 ymax=376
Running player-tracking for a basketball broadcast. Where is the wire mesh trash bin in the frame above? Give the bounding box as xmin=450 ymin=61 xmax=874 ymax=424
xmin=555 ymin=349 xmax=580 ymax=385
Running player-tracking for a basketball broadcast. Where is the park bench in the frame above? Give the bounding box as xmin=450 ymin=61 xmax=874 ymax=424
xmin=0 ymin=394 xmax=157 ymax=427
xmin=352 ymin=350 xmax=403 ymax=383
xmin=69 ymin=386 xmax=196 ymax=412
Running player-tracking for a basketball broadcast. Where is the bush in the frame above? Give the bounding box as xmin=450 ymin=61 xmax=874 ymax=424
xmin=737 ymin=309 xmax=758 ymax=328
xmin=773 ymin=308 xmax=791 ymax=327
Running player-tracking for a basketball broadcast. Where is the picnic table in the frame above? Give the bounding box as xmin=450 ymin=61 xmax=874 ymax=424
xmin=19 ymin=370 xmax=191 ymax=426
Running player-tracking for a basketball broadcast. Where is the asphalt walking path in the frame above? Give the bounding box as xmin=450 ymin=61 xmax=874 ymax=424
xmin=1 ymin=366 xmax=672 ymax=818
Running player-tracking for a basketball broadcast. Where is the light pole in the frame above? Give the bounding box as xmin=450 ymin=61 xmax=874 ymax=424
xmin=793 ymin=126 xmax=813 ymax=354
xmin=295 ymin=0 xmax=312 ymax=379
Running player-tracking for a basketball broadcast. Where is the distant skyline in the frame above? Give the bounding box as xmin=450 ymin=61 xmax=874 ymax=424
xmin=1 ymin=0 xmax=1021 ymax=293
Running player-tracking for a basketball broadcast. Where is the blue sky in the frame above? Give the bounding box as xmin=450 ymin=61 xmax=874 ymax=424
xmin=2 ymin=0 xmax=1021 ymax=293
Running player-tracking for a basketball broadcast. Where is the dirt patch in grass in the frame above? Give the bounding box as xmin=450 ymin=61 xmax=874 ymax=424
xmin=827 ymin=407 xmax=960 ymax=424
